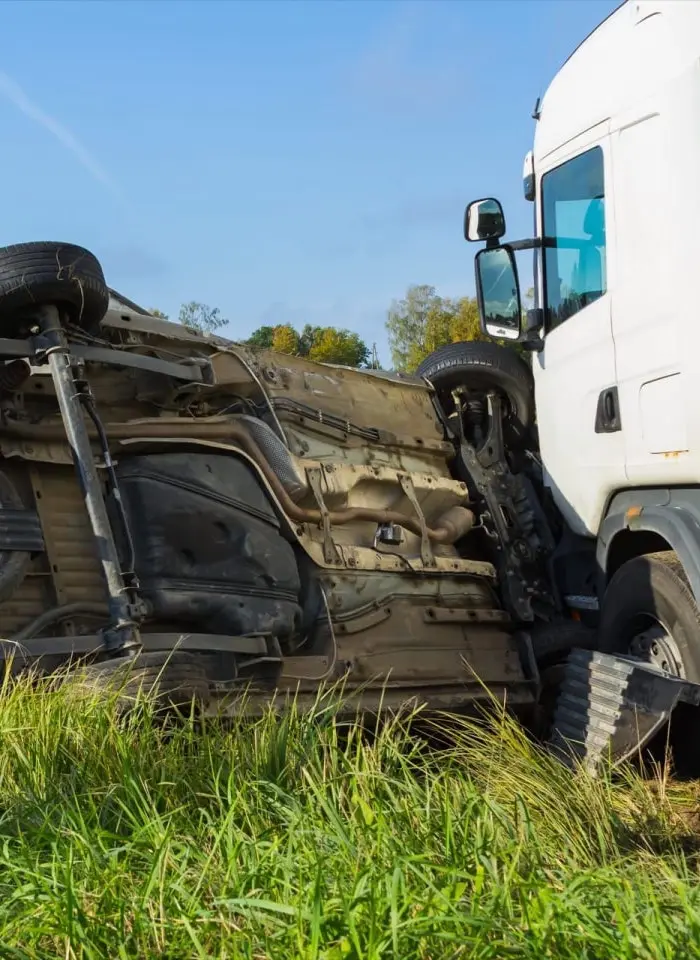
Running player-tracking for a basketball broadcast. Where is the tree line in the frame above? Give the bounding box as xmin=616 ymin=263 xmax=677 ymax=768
xmin=152 ymin=284 xmax=497 ymax=374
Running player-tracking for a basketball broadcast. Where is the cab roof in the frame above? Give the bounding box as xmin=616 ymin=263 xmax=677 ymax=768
xmin=534 ymin=1 xmax=700 ymax=160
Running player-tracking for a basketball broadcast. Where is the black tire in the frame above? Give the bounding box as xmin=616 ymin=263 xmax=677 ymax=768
xmin=416 ymin=341 xmax=534 ymax=440
xmin=600 ymin=551 xmax=700 ymax=773
xmin=0 ymin=242 xmax=109 ymax=334
xmin=599 ymin=551 xmax=700 ymax=681
xmin=73 ymin=650 xmax=211 ymax=711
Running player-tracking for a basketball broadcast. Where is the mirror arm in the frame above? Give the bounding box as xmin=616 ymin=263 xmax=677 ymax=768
xmin=521 ymin=307 xmax=544 ymax=352
xmin=508 ymin=238 xmax=541 ymax=252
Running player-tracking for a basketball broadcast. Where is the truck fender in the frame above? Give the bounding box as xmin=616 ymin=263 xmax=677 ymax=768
xmin=597 ymin=489 xmax=700 ymax=605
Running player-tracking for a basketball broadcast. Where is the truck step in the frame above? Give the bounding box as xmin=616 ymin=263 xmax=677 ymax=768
xmin=563 ymin=594 xmax=599 ymax=612
xmin=547 ymin=648 xmax=700 ymax=774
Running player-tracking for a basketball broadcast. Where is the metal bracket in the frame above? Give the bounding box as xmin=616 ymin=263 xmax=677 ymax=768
xmin=399 ymin=473 xmax=435 ymax=567
xmin=0 ymin=336 xmax=209 ymax=384
xmin=455 ymin=393 xmax=556 ymax=622
xmin=0 ymin=632 xmax=280 ymax=664
xmin=306 ymin=467 xmax=342 ymax=565
xmin=74 ymin=345 xmax=209 ymax=384
xmin=374 ymin=522 xmax=404 ymax=548
xmin=423 ymin=606 xmax=510 ymax=624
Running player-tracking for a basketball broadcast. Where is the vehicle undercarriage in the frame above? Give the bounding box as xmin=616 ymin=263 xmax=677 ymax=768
xmin=0 ymin=241 xmax=695 ymax=772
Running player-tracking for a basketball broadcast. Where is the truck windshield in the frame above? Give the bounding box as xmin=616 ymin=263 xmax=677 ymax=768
xmin=542 ymin=146 xmax=606 ymax=331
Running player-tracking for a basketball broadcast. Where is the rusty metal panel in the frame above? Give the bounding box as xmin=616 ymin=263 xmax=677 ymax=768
xmin=0 ymin=564 xmax=54 ymax=635
xmin=239 ymin=350 xmax=444 ymax=441
xmin=30 ymin=465 xmax=107 ymax=609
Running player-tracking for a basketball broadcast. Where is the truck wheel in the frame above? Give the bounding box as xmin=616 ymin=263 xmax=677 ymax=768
xmin=600 ymin=551 xmax=700 ymax=772
xmin=599 ymin=551 xmax=700 ymax=681
xmin=0 ymin=242 xmax=109 ymax=335
xmin=416 ymin=341 xmax=534 ymax=445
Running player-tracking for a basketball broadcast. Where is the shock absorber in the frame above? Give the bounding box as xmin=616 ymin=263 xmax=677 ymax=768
xmin=29 ymin=303 xmax=141 ymax=655
xmin=463 ymin=395 xmax=486 ymax=447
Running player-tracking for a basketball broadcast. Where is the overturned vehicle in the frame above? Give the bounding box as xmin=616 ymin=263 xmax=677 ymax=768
xmin=0 ymin=241 xmax=695 ymax=771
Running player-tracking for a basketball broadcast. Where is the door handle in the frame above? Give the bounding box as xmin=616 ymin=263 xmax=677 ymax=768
xmin=595 ymin=386 xmax=621 ymax=434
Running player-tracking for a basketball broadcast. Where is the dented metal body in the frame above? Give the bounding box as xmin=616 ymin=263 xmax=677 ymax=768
xmin=0 ymin=298 xmax=537 ymax=712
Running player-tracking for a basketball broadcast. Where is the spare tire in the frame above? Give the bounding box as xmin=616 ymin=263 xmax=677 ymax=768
xmin=416 ymin=341 xmax=535 ymax=438
xmin=0 ymin=242 xmax=109 ymax=334
xmin=71 ymin=650 xmax=211 ymax=713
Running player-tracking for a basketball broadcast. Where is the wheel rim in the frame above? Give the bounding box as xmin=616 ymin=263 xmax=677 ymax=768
xmin=628 ymin=617 xmax=685 ymax=678
xmin=605 ymin=617 xmax=688 ymax=768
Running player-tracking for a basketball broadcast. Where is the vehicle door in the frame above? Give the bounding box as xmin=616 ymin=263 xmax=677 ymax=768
xmin=531 ymin=127 xmax=626 ymax=536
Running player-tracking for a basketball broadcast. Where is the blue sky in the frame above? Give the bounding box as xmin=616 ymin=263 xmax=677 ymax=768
xmin=1 ymin=0 xmax=616 ymax=363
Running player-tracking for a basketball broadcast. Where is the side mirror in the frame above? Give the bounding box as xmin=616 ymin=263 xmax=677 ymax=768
xmin=464 ymin=198 xmax=506 ymax=242
xmin=475 ymin=246 xmax=522 ymax=341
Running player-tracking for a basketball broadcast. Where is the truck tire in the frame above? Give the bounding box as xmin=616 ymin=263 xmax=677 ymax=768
xmin=599 ymin=551 xmax=700 ymax=681
xmin=416 ymin=341 xmax=534 ymax=442
xmin=0 ymin=242 xmax=109 ymax=334
xmin=599 ymin=551 xmax=700 ymax=773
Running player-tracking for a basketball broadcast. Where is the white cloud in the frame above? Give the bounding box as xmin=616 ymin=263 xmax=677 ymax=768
xmin=0 ymin=70 xmax=123 ymax=201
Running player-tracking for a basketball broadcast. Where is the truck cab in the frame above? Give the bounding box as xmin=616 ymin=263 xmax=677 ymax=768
xmin=467 ymin=0 xmax=700 ymax=705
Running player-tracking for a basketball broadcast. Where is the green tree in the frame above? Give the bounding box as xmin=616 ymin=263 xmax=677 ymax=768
xmin=387 ymin=285 xmax=525 ymax=372
xmin=403 ymin=296 xmax=485 ymax=371
xmin=298 ymin=324 xmax=322 ymax=357
xmin=178 ymin=301 xmax=227 ymax=332
xmin=271 ymin=324 xmax=300 ymax=355
xmin=247 ymin=325 xmax=275 ymax=349
xmin=386 ymin=284 xmax=440 ymax=372
xmin=308 ymin=327 xmax=369 ymax=367
xmin=444 ymin=296 xmax=488 ymax=345
xmin=387 ymin=287 xmax=485 ymax=372
xmin=149 ymin=307 xmax=169 ymax=319
xmin=250 ymin=322 xmax=370 ymax=367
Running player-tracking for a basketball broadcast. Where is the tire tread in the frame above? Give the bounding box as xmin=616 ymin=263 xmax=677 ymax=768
xmin=416 ymin=341 xmax=534 ymax=432
xmin=0 ymin=241 xmax=108 ymax=331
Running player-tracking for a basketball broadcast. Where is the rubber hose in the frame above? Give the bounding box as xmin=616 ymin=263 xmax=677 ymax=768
xmin=11 ymin=602 xmax=108 ymax=644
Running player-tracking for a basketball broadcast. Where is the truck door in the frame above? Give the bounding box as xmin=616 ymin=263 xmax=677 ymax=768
xmin=611 ymin=92 xmax=693 ymax=484
xmin=532 ymin=132 xmax=627 ymax=536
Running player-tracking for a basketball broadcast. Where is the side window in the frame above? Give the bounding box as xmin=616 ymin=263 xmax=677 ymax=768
xmin=542 ymin=146 xmax=606 ymax=331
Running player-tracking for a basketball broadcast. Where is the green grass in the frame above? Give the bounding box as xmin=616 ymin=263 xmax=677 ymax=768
xmin=0 ymin=673 xmax=697 ymax=959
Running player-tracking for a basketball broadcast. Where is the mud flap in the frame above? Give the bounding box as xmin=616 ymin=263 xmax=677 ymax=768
xmin=547 ymin=648 xmax=700 ymax=774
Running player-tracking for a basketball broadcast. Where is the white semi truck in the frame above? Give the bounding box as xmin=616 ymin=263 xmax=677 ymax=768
xmin=458 ymin=0 xmax=700 ymax=759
